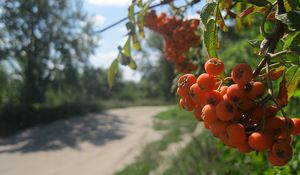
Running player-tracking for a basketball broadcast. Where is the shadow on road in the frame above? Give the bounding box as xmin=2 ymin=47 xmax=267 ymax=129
xmin=0 ymin=112 xmax=128 ymax=153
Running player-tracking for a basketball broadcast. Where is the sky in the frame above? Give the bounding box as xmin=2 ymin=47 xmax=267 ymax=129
xmin=83 ymin=0 xmax=205 ymax=81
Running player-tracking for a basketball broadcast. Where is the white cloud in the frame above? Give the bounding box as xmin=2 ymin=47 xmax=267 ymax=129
xmin=86 ymin=0 xmax=131 ymax=6
xmin=91 ymin=14 xmax=106 ymax=27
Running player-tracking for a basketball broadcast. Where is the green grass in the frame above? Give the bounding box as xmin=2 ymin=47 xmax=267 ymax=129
xmin=163 ymin=130 xmax=300 ymax=175
xmin=114 ymin=106 xmax=196 ymax=175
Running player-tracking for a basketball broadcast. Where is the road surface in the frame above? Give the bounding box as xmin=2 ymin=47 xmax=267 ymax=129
xmin=0 ymin=106 xmax=168 ymax=175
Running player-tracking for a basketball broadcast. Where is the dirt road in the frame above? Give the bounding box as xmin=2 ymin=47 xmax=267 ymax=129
xmin=0 ymin=106 xmax=168 ymax=175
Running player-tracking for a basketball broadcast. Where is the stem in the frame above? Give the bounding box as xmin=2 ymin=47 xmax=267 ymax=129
xmin=253 ymin=0 xmax=286 ymax=78
xmin=269 ymin=50 xmax=295 ymax=58
xmin=94 ymin=0 xmax=201 ymax=34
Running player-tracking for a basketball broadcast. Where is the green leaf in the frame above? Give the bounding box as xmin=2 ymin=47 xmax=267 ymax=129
xmin=248 ymin=39 xmax=261 ymax=48
xmin=204 ymin=19 xmax=218 ymax=57
xmin=216 ymin=6 xmax=228 ymax=32
xmin=285 ymin=66 xmax=300 ymax=100
xmin=286 ymin=66 xmax=300 ymax=100
xmin=132 ymin=32 xmax=141 ymax=51
xmin=246 ymin=0 xmax=270 ymax=7
xmin=128 ymin=4 xmax=135 ymax=23
xmin=287 ymin=0 xmax=300 ymax=11
xmin=123 ymin=37 xmax=131 ymax=57
xmin=107 ymin=59 xmax=119 ymax=88
xmin=276 ymin=11 xmax=300 ymax=30
xmin=200 ymin=2 xmax=216 ymax=30
xmin=128 ymin=58 xmax=137 ymax=70
xmin=284 ymin=32 xmax=300 ymax=49
xmin=137 ymin=11 xmax=146 ymax=38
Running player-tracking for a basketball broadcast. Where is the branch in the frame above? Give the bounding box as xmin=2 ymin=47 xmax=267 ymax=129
xmin=94 ymin=0 xmax=177 ymax=34
xmin=94 ymin=0 xmax=201 ymax=34
xmin=253 ymin=0 xmax=286 ymax=78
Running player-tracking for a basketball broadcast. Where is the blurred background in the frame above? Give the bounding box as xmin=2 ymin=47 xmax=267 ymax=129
xmin=0 ymin=0 xmax=300 ymax=175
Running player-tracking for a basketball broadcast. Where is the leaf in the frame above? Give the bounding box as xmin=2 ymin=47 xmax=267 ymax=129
xmin=107 ymin=59 xmax=119 ymax=88
xmin=284 ymin=32 xmax=300 ymax=50
xmin=239 ymin=6 xmax=255 ymax=18
xmin=248 ymin=39 xmax=261 ymax=48
xmin=285 ymin=66 xmax=300 ymax=100
xmin=128 ymin=4 xmax=135 ymax=23
xmin=216 ymin=6 xmax=228 ymax=32
xmin=286 ymin=0 xmax=300 ymax=11
xmin=276 ymin=11 xmax=300 ymax=30
xmin=269 ymin=66 xmax=285 ymax=80
xmin=204 ymin=19 xmax=218 ymax=57
xmin=246 ymin=0 xmax=269 ymax=7
xmin=123 ymin=37 xmax=131 ymax=57
xmin=200 ymin=2 xmax=216 ymax=30
xmin=137 ymin=2 xmax=150 ymax=38
xmin=132 ymin=32 xmax=141 ymax=51
xmin=128 ymin=58 xmax=137 ymax=70
xmin=277 ymin=74 xmax=288 ymax=107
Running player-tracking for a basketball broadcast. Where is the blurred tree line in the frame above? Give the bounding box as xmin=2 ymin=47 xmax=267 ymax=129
xmin=0 ymin=0 xmax=175 ymax=136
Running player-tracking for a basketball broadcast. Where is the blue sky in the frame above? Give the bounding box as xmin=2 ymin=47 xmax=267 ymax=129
xmin=83 ymin=0 xmax=205 ymax=81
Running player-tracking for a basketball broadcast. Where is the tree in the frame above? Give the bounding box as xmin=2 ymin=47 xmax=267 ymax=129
xmin=0 ymin=0 xmax=98 ymax=106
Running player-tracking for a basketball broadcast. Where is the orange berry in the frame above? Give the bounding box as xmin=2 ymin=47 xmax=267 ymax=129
xmin=196 ymin=73 xmax=216 ymax=92
xmin=231 ymin=63 xmax=253 ymax=85
xmin=189 ymin=83 xmax=205 ymax=105
xmin=226 ymin=123 xmax=247 ymax=146
xmin=204 ymin=90 xmax=223 ymax=106
xmin=227 ymin=84 xmax=246 ymax=104
xmin=204 ymin=58 xmax=224 ymax=76
xmin=265 ymin=105 xmax=278 ymax=118
xmin=216 ymin=99 xmax=236 ymax=121
xmin=271 ymin=140 xmax=292 ymax=163
xmin=248 ymin=132 xmax=273 ymax=151
xmin=267 ymin=151 xmax=287 ymax=166
xmin=247 ymin=81 xmax=265 ymax=100
xmin=237 ymin=142 xmax=253 ymax=153
xmin=178 ymin=74 xmax=196 ymax=93
xmin=265 ymin=117 xmax=289 ymax=139
xmin=291 ymin=118 xmax=300 ymax=135
xmin=210 ymin=119 xmax=230 ymax=136
xmin=179 ymin=96 xmax=195 ymax=111
xmin=177 ymin=87 xmax=187 ymax=97
xmin=202 ymin=104 xmax=218 ymax=124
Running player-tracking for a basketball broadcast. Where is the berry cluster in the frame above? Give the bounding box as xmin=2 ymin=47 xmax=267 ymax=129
xmin=177 ymin=58 xmax=300 ymax=166
xmin=145 ymin=10 xmax=200 ymax=73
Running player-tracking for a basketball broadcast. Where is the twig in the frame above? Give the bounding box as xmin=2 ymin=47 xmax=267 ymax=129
xmin=94 ymin=0 xmax=181 ymax=34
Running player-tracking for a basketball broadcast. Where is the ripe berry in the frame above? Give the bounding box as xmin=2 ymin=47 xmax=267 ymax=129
xmin=178 ymin=74 xmax=196 ymax=93
xmin=291 ymin=118 xmax=300 ymax=135
xmin=226 ymin=123 xmax=247 ymax=146
xmin=196 ymin=73 xmax=216 ymax=92
xmin=189 ymin=83 xmax=205 ymax=105
xmin=216 ymin=99 xmax=236 ymax=121
xmin=231 ymin=63 xmax=253 ymax=85
xmin=202 ymin=104 xmax=218 ymax=124
xmin=179 ymin=96 xmax=195 ymax=111
xmin=247 ymin=81 xmax=265 ymax=100
xmin=248 ymin=132 xmax=272 ymax=151
xmin=204 ymin=90 xmax=223 ymax=106
xmin=204 ymin=58 xmax=224 ymax=76
xmin=271 ymin=140 xmax=292 ymax=163
xmin=226 ymin=84 xmax=246 ymax=104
